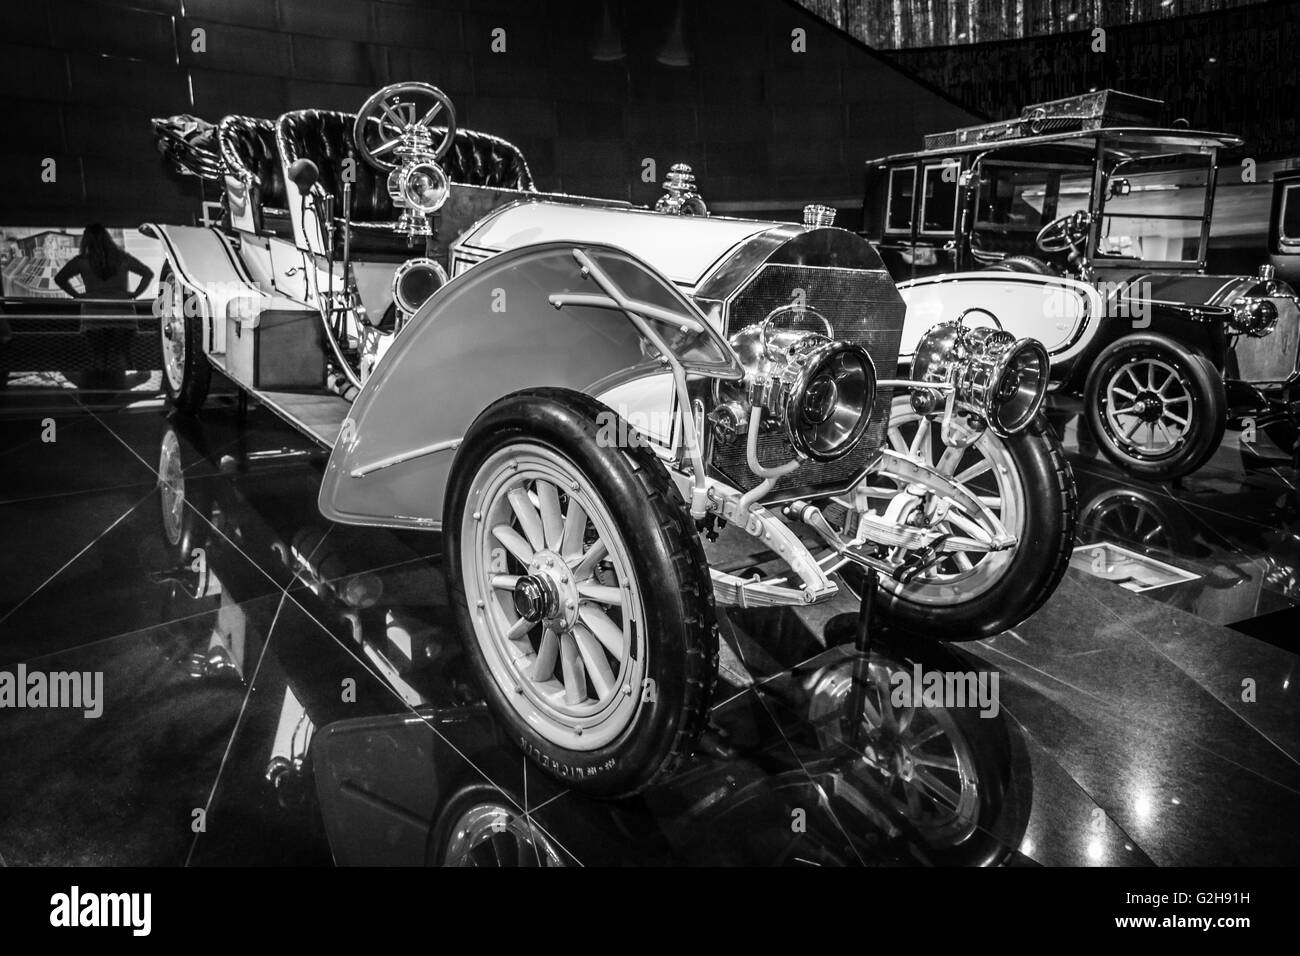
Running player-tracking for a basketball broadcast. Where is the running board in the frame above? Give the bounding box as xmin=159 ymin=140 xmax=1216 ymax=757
xmin=256 ymin=389 xmax=352 ymax=448
xmin=207 ymin=354 xmax=352 ymax=448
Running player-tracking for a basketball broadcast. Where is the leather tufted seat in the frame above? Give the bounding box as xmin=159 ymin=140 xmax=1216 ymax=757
xmin=276 ymin=109 xmax=535 ymax=256
xmin=218 ymin=115 xmax=294 ymax=236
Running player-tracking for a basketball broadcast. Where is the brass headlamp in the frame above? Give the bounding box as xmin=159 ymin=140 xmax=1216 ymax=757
xmin=910 ymin=309 xmax=1048 ymax=437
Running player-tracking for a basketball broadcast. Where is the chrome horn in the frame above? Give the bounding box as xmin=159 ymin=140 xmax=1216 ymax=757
xmin=910 ymin=309 xmax=1048 ymax=437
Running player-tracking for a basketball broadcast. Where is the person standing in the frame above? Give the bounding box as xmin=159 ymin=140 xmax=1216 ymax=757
xmin=54 ymin=224 xmax=153 ymax=390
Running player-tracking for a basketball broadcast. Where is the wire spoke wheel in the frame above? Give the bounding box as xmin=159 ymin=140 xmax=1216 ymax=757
xmin=1103 ymin=356 xmax=1193 ymax=457
xmin=808 ymin=661 xmax=983 ymax=848
xmin=853 ymin=403 xmax=1023 ymax=605
xmin=462 ymin=443 xmax=646 ymax=752
xmin=1085 ymin=335 xmax=1225 ymax=480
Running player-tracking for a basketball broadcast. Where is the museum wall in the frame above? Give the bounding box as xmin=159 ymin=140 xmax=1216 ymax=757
xmin=887 ymin=1 xmax=1300 ymax=159
xmin=0 ymin=0 xmax=978 ymax=230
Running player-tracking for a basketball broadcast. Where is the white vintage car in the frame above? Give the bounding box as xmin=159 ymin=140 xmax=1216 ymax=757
xmin=146 ymin=82 xmax=1075 ymax=796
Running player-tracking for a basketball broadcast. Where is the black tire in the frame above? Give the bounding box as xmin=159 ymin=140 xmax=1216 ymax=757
xmin=444 ymin=388 xmax=718 ymax=799
xmin=1084 ymin=333 xmax=1226 ymax=481
xmin=982 ymin=255 xmax=1053 ymax=275
xmin=158 ymin=264 xmax=212 ymax=414
xmin=842 ymin=402 xmax=1076 ymax=641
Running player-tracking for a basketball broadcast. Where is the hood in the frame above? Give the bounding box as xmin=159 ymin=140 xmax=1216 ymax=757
xmin=1119 ymin=272 xmax=1281 ymax=308
xmin=454 ymin=200 xmax=808 ymax=291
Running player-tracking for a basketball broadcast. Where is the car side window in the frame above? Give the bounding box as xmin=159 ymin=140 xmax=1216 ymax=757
xmin=886 ymin=167 xmax=916 ymax=234
xmin=1280 ymin=183 xmax=1300 ymax=247
xmin=920 ymin=163 xmax=958 ymax=234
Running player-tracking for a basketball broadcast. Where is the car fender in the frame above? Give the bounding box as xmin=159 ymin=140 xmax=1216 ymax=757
xmin=140 ymin=222 xmax=262 ymax=355
xmin=318 ymin=241 xmax=700 ymax=532
xmin=897 ymin=271 xmax=1102 ymax=369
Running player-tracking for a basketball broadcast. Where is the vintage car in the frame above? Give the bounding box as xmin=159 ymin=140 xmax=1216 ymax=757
xmin=862 ymin=90 xmax=1300 ymax=480
xmin=145 ymin=82 xmax=1075 ymax=797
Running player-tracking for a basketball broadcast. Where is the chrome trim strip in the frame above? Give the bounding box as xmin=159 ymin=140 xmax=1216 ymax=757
xmin=351 ymin=437 xmax=462 ymax=478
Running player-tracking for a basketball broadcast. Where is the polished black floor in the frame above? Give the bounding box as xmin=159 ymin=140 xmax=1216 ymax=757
xmin=0 ymin=390 xmax=1297 ymax=866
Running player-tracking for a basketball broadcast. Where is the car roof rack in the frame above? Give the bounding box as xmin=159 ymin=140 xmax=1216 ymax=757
xmin=922 ymin=90 xmax=1165 ymax=150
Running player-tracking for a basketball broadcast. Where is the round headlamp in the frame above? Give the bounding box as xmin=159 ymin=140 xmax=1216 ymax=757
xmin=392 ymin=257 xmax=448 ymax=315
xmin=1230 ymin=297 xmax=1279 ymax=338
xmin=968 ymin=328 xmax=1049 ymax=436
xmin=403 ymin=161 xmax=449 ymax=213
xmin=388 ymin=161 xmax=449 ymax=215
xmin=782 ymin=337 xmax=876 ymax=462
xmin=911 ymin=322 xmax=1048 ymax=437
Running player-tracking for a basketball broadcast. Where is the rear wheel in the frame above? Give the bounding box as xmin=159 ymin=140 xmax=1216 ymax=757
xmin=1084 ymin=334 xmax=1225 ymax=480
xmin=444 ymin=388 xmax=717 ymax=798
xmin=158 ymin=264 xmax=211 ymax=414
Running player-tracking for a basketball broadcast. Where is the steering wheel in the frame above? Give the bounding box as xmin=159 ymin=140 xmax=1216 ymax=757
xmin=1036 ymin=210 xmax=1092 ymax=253
xmin=353 ymin=82 xmax=457 ymax=171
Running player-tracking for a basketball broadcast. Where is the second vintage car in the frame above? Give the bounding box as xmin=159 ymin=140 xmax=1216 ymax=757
xmin=146 ymin=81 xmax=1075 ymax=796
xmin=863 ymin=90 xmax=1300 ymax=480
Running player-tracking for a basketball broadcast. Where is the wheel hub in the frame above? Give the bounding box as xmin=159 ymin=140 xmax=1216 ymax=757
xmin=1131 ymin=390 xmax=1164 ymax=422
xmin=521 ymin=549 xmax=581 ymax=631
xmin=859 ymin=725 xmax=916 ymax=781
xmin=512 ymin=575 xmax=555 ymax=623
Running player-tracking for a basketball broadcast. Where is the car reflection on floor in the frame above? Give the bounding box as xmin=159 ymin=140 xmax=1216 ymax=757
xmin=1050 ymin=396 xmax=1300 ymax=642
xmin=0 ymin=397 xmax=1296 ymax=866
xmin=151 ymin=410 xmax=1033 ymax=867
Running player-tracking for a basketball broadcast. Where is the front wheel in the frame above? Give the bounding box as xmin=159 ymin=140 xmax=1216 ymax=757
xmin=840 ymin=396 xmax=1077 ymax=641
xmin=444 ymin=388 xmax=718 ymax=798
xmin=1083 ymin=334 xmax=1226 ymax=481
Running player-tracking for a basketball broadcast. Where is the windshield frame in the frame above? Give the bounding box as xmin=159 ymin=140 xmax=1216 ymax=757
xmin=1093 ymin=138 xmax=1217 ymax=270
xmin=965 ymin=135 xmax=1221 ymax=273
xmin=968 ymin=154 xmax=1098 ymax=262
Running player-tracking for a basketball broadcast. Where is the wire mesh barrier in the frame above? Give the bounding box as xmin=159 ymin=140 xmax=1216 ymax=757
xmin=0 ymin=299 xmax=164 ymax=415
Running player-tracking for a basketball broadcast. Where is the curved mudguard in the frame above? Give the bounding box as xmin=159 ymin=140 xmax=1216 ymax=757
xmin=318 ymin=241 xmax=686 ymax=531
xmin=140 ymin=222 xmax=262 ymax=355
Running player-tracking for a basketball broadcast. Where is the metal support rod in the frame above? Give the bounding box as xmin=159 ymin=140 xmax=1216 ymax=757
xmin=341 ymin=181 xmax=353 ymax=283
xmin=844 ymin=567 xmax=879 ymax=751
xmin=551 ymin=248 xmax=717 ymax=518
